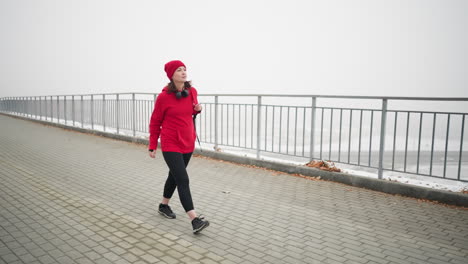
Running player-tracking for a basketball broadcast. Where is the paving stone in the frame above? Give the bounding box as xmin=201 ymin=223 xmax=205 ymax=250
xmin=160 ymin=255 xmax=178 ymax=264
xmin=117 ymin=252 xmax=136 ymax=263
xmin=18 ymin=253 xmax=36 ymax=263
xmin=37 ymin=254 xmax=56 ymax=264
xmin=75 ymin=258 xmax=95 ymax=264
xmin=54 ymin=256 xmax=76 ymax=264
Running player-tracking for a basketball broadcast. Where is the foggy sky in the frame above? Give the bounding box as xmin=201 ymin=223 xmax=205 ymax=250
xmin=0 ymin=0 xmax=467 ymax=97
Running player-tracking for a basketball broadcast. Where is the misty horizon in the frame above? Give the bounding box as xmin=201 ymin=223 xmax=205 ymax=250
xmin=1 ymin=0 xmax=467 ymax=98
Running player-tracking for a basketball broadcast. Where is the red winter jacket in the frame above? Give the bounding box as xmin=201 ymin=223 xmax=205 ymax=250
xmin=148 ymin=86 xmax=200 ymax=153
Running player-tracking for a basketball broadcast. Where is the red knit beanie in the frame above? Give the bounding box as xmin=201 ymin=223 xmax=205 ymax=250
xmin=164 ymin=60 xmax=186 ymax=80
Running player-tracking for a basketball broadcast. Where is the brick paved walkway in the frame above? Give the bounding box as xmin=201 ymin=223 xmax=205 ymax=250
xmin=1 ymin=114 xmax=468 ymax=264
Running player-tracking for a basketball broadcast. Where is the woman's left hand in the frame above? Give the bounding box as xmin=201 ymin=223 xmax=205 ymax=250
xmin=194 ymin=104 xmax=202 ymax=112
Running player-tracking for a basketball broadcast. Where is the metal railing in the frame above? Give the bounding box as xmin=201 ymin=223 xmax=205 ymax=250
xmin=1 ymin=93 xmax=467 ymax=182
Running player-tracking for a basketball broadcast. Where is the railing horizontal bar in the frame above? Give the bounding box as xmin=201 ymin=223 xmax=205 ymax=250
xmin=199 ymin=94 xmax=468 ymax=101
xmin=318 ymin=107 xmax=380 ymax=111
xmin=7 ymin=93 xmax=468 ymax=102
xmin=388 ymin=110 xmax=467 ymax=115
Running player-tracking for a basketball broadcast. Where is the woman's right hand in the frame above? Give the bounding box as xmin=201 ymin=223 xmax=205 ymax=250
xmin=149 ymin=150 xmax=156 ymax=158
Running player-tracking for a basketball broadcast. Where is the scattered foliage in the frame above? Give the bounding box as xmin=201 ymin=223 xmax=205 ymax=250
xmin=305 ymin=160 xmax=341 ymax=172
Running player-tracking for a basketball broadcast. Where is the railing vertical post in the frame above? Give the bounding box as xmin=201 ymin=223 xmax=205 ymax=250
xmin=214 ymin=95 xmax=219 ymax=150
xmin=34 ymin=97 xmax=36 ymax=119
xmin=50 ymin=96 xmax=53 ymax=121
xmin=72 ymin=95 xmax=75 ymax=126
xmin=56 ymin=96 xmax=60 ymax=123
xmin=116 ymin=94 xmax=120 ymax=134
xmin=64 ymin=96 xmax=67 ymax=125
xmin=103 ymin=94 xmax=106 ymax=132
xmin=257 ymin=96 xmax=262 ymax=159
xmin=378 ymin=99 xmax=388 ymax=179
xmin=91 ymin=94 xmax=94 ymax=130
xmin=458 ymin=115 xmax=465 ymax=180
xmin=310 ymin=97 xmax=317 ymax=161
xmin=39 ymin=96 xmax=42 ymax=120
xmin=132 ymin=93 xmax=136 ymax=137
xmin=37 ymin=96 xmax=40 ymax=119
xmin=81 ymin=95 xmax=84 ymax=128
xmin=443 ymin=114 xmax=451 ymax=178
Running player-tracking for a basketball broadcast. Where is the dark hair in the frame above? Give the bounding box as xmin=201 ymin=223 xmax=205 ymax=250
xmin=166 ymin=80 xmax=192 ymax=93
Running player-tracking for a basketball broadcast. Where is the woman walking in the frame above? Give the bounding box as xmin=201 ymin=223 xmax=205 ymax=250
xmin=148 ymin=60 xmax=209 ymax=234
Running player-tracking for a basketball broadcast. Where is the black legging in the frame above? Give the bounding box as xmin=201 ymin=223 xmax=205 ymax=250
xmin=162 ymin=152 xmax=194 ymax=212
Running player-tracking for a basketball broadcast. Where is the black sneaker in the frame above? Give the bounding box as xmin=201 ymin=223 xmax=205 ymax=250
xmin=192 ymin=216 xmax=210 ymax=234
xmin=158 ymin=203 xmax=176 ymax=219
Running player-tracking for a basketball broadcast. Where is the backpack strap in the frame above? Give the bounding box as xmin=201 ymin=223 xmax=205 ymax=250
xmin=190 ymin=88 xmax=202 ymax=151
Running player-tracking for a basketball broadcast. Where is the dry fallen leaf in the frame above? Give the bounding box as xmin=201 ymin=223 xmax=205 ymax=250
xmin=305 ymin=160 xmax=341 ymax=172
